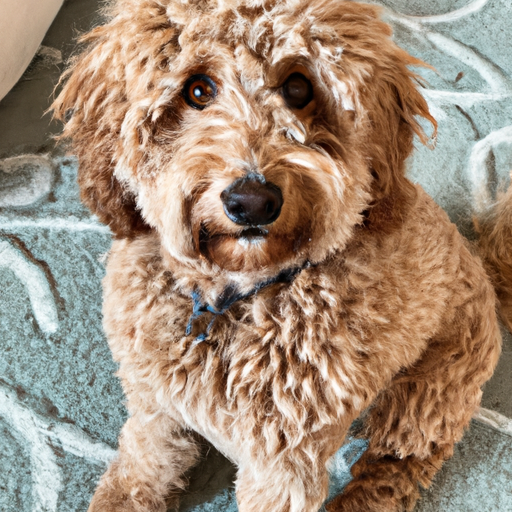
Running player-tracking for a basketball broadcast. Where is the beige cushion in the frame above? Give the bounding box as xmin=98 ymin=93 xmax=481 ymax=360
xmin=0 ymin=0 xmax=63 ymax=101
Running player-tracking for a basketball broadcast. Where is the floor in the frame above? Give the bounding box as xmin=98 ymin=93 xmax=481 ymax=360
xmin=0 ymin=0 xmax=511 ymax=511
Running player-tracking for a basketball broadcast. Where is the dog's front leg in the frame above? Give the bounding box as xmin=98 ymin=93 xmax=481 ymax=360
xmin=88 ymin=411 xmax=200 ymax=512
xmin=235 ymin=459 xmax=330 ymax=512
xmin=326 ymin=278 xmax=501 ymax=512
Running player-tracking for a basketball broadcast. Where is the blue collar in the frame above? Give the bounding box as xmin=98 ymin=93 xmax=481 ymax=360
xmin=186 ymin=262 xmax=311 ymax=343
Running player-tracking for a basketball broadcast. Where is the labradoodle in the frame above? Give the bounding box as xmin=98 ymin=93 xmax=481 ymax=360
xmin=53 ymin=1 xmax=502 ymax=511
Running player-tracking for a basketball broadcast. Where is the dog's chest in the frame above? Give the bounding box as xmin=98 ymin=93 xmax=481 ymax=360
xmin=156 ymin=289 xmax=354 ymax=458
xmin=107 ymin=266 xmax=361 ymax=459
xmin=104 ymin=228 xmax=453 ymax=461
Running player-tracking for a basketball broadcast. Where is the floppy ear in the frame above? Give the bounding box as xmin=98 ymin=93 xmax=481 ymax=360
xmin=364 ymin=43 xmax=437 ymax=200
xmin=52 ymin=20 xmax=150 ymax=238
xmin=326 ymin=2 xmax=436 ymax=201
xmin=53 ymin=0 xmax=183 ymax=238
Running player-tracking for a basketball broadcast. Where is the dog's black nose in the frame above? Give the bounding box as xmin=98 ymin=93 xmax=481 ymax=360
xmin=221 ymin=174 xmax=283 ymax=226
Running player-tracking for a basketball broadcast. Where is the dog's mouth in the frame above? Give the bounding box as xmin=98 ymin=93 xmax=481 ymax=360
xmin=195 ymin=221 xmax=311 ymax=272
xmin=198 ymin=226 xmax=269 ymax=255
xmin=236 ymin=227 xmax=268 ymax=242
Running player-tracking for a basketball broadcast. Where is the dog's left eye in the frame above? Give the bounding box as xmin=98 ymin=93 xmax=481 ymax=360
xmin=183 ymin=75 xmax=218 ymax=110
xmin=282 ymin=73 xmax=314 ymax=109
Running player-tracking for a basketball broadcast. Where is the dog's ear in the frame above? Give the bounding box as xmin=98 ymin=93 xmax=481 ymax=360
xmin=326 ymin=2 xmax=437 ymax=200
xmin=365 ymin=45 xmax=437 ymax=200
xmin=52 ymin=22 xmax=150 ymax=237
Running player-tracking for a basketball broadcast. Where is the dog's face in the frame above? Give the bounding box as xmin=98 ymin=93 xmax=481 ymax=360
xmin=55 ymin=0 xmax=434 ymax=275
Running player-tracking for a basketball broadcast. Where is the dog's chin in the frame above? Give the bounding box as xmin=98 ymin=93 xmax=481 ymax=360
xmin=199 ymin=227 xmax=303 ymax=273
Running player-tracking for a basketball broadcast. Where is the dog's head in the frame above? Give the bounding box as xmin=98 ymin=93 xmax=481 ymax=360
xmin=54 ymin=0 xmax=434 ymax=275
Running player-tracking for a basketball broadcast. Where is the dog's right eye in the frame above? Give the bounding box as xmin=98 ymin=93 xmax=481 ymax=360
xmin=282 ymin=73 xmax=313 ymax=110
xmin=183 ymin=75 xmax=218 ymax=110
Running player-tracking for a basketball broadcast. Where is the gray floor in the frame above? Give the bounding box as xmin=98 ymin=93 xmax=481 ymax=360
xmin=0 ymin=0 xmax=511 ymax=511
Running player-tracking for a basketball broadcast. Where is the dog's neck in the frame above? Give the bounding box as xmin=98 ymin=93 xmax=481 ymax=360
xmin=185 ymin=261 xmax=311 ymax=343
xmin=361 ymin=179 xmax=418 ymax=235
xmin=160 ymin=240 xmax=311 ymax=307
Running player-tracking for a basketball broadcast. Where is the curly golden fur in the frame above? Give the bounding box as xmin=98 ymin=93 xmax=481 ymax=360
xmin=53 ymin=1 xmax=502 ymax=511
xmin=477 ymin=174 xmax=512 ymax=333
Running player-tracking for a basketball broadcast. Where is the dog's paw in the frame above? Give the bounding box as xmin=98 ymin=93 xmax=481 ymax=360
xmin=87 ymin=486 xmax=171 ymax=512
xmin=325 ymin=477 xmax=417 ymax=512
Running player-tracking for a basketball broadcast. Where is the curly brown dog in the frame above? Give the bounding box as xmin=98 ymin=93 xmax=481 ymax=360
xmin=53 ymin=1 xmax=502 ymax=511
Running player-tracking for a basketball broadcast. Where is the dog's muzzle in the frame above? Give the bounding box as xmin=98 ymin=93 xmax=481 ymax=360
xmin=221 ymin=173 xmax=283 ymax=226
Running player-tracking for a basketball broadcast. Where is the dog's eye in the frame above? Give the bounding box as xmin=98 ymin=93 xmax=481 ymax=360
xmin=183 ymin=75 xmax=218 ymax=110
xmin=282 ymin=73 xmax=313 ymax=109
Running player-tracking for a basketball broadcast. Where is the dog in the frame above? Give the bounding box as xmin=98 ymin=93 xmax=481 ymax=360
xmin=53 ymin=0 xmax=503 ymax=510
